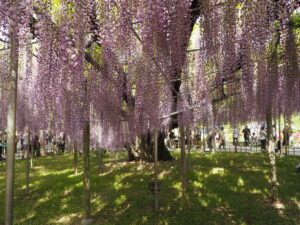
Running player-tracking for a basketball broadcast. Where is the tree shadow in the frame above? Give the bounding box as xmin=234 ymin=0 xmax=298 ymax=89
xmin=0 ymin=152 xmax=299 ymax=225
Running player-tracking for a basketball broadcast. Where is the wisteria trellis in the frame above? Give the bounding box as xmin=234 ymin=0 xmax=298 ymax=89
xmin=0 ymin=0 xmax=299 ymax=147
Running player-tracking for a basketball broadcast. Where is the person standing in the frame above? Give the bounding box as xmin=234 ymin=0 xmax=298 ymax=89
xmin=219 ymin=127 xmax=225 ymax=150
xmin=259 ymin=126 xmax=267 ymax=153
xmin=3 ymin=131 xmax=7 ymax=155
xmin=169 ymin=130 xmax=175 ymax=149
xmin=20 ymin=133 xmax=25 ymax=159
xmin=250 ymin=132 xmax=257 ymax=147
xmin=283 ymin=125 xmax=291 ymax=147
xmin=58 ymin=132 xmax=66 ymax=154
xmin=272 ymin=124 xmax=276 ymax=141
xmin=33 ymin=135 xmax=41 ymax=157
xmin=242 ymin=125 xmax=251 ymax=146
xmin=233 ymin=127 xmax=239 ymax=145
xmin=194 ymin=130 xmax=201 ymax=147
xmin=207 ymin=131 xmax=214 ymax=151
xmin=52 ymin=135 xmax=57 ymax=154
xmin=23 ymin=132 xmax=29 ymax=158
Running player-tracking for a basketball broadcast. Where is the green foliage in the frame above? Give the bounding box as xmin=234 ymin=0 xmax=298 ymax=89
xmin=291 ymin=13 xmax=300 ymax=28
xmin=0 ymin=152 xmax=299 ymax=224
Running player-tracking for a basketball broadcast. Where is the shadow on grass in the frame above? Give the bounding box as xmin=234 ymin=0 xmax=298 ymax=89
xmin=0 ymin=152 xmax=299 ymax=225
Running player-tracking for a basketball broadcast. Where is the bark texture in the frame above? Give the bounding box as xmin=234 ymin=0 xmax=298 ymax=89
xmin=127 ymin=131 xmax=173 ymax=162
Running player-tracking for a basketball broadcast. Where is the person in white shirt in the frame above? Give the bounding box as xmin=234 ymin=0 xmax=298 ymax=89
xmin=272 ymin=125 xmax=276 ymax=141
xmin=250 ymin=132 xmax=258 ymax=146
xmin=259 ymin=126 xmax=267 ymax=152
xmin=233 ymin=127 xmax=239 ymax=146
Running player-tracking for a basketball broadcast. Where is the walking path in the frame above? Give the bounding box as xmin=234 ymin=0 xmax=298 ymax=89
xmin=172 ymin=144 xmax=300 ymax=156
xmin=1 ymin=145 xmax=299 ymax=163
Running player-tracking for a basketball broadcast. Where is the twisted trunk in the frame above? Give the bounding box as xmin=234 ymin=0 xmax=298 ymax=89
xmin=127 ymin=131 xmax=173 ymax=162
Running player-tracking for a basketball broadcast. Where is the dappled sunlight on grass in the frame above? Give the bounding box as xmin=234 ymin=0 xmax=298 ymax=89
xmin=49 ymin=213 xmax=80 ymax=225
xmin=113 ymin=173 xmax=133 ymax=190
xmin=249 ymin=188 xmax=264 ymax=194
xmin=15 ymin=211 xmax=36 ymax=224
xmin=115 ymin=194 xmax=127 ymax=205
xmin=35 ymin=191 xmax=51 ymax=206
xmin=210 ymin=167 xmax=225 ymax=175
xmin=91 ymin=194 xmax=106 ymax=213
xmin=67 ymin=172 xmax=82 ymax=178
xmin=237 ymin=176 xmax=245 ymax=186
xmin=35 ymin=168 xmax=73 ymax=176
xmin=0 ymin=152 xmax=299 ymax=224
xmin=292 ymin=198 xmax=300 ymax=209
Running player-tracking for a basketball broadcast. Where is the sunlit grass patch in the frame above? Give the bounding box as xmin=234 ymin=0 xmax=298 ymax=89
xmin=0 ymin=151 xmax=299 ymax=225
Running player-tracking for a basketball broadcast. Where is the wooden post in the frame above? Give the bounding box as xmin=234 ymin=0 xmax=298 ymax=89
xmin=30 ymin=132 xmax=33 ymax=168
xmin=25 ymin=131 xmax=30 ymax=192
xmin=187 ymin=124 xmax=191 ymax=171
xmin=5 ymin=1 xmax=19 ymax=223
xmin=234 ymin=138 xmax=237 ymax=153
xmin=83 ymin=117 xmax=91 ymax=221
xmin=278 ymin=115 xmax=281 ymax=154
xmin=154 ymin=130 xmax=159 ymax=211
xmin=97 ymin=148 xmax=101 ymax=173
xmin=82 ymin=78 xmax=91 ymax=223
xmin=283 ymin=115 xmax=288 ymax=156
xmin=269 ymin=139 xmax=278 ymax=202
xmin=266 ymin=107 xmax=278 ymax=203
xmin=74 ymin=141 xmax=78 ymax=175
xmin=179 ymin=126 xmax=187 ymax=193
xmin=41 ymin=130 xmax=45 ymax=155
xmin=202 ymin=125 xmax=205 ymax=152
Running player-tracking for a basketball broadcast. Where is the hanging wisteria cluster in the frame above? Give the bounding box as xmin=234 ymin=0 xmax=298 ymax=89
xmin=0 ymin=0 xmax=299 ymax=148
xmin=192 ymin=0 xmax=299 ymax=127
xmin=0 ymin=0 xmax=33 ymax=129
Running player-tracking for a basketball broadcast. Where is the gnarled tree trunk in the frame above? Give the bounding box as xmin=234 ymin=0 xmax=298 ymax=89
xmin=127 ymin=131 xmax=173 ymax=162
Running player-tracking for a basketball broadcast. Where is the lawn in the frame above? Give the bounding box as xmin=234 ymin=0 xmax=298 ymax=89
xmin=0 ymin=151 xmax=299 ymax=225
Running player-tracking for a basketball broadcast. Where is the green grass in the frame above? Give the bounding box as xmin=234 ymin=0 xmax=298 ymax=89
xmin=0 ymin=151 xmax=299 ymax=225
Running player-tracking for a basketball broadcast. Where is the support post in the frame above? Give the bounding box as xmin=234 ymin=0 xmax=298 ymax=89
xmin=266 ymin=107 xmax=278 ymax=203
xmin=74 ymin=141 xmax=78 ymax=175
xmin=202 ymin=125 xmax=205 ymax=152
xmin=83 ymin=117 xmax=91 ymax=221
xmin=179 ymin=126 xmax=187 ymax=193
xmin=30 ymin=133 xmax=33 ymax=168
xmin=154 ymin=130 xmax=159 ymax=211
xmin=25 ymin=131 xmax=30 ymax=192
xmin=187 ymin=124 xmax=191 ymax=171
xmin=5 ymin=1 xmax=19 ymax=223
